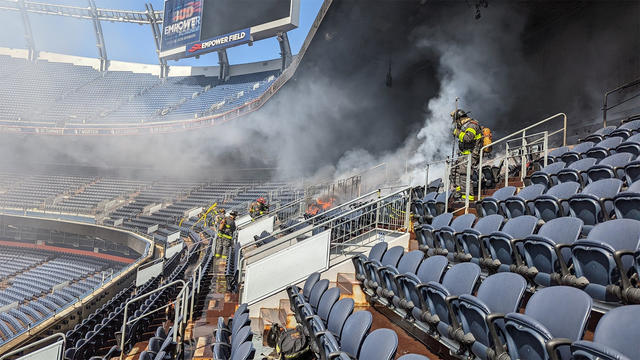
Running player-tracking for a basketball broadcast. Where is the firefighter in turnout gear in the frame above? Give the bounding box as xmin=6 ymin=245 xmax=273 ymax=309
xmin=216 ymin=210 xmax=237 ymax=259
xmin=214 ymin=208 xmax=226 ymax=227
xmin=450 ymin=109 xmax=484 ymax=200
xmin=249 ymin=197 xmax=269 ymax=219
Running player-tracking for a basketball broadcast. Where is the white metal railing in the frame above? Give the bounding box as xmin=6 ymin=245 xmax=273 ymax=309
xmin=477 ymin=113 xmax=567 ymax=196
xmin=421 ymin=113 xmax=567 ymax=213
xmin=238 ymin=186 xmax=411 ymax=304
xmin=0 ymin=333 xmax=66 ymax=360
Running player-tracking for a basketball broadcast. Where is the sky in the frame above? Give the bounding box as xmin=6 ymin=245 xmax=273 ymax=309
xmin=0 ymin=0 xmax=323 ymax=65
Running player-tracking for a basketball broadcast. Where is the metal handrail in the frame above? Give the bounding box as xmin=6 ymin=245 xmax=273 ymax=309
xmin=603 ymin=78 xmax=640 ymax=127
xmin=477 ymin=113 xmax=567 ymax=196
xmin=238 ymin=188 xmax=382 ymax=252
xmin=119 ymin=279 xmax=187 ymax=360
xmin=0 ymin=332 xmax=66 ymax=360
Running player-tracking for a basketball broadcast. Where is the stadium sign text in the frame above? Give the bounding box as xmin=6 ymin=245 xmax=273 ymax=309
xmin=160 ymin=0 xmax=203 ymax=52
xmin=186 ymin=28 xmax=250 ymax=55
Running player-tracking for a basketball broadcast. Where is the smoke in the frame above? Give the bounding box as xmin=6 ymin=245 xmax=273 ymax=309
xmin=0 ymin=1 xmax=639 ymax=187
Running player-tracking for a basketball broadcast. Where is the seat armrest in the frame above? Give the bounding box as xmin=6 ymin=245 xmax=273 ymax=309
xmin=613 ymin=250 xmax=636 ymax=290
xmin=485 ymin=313 xmax=506 ymax=357
xmin=545 ymin=338 xmax=573 ymax=360
xmin=510 ymin=238 xmax=526 ymax=266
xmin=444 ymin=296 xmax=461 ymax=329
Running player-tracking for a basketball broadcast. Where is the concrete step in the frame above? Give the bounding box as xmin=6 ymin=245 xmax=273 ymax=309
xmin=336 ymin=272 xmax=368 ymax=309
xmin=258 ymin=307 xmax=287 ymax=333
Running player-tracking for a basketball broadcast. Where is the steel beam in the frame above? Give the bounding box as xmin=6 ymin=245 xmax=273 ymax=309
xmin=277 ymin=32 xmax=292 ymax=71
xmin=88 ymin=0 xmax=107 ymax=71
xmin=17 ymin=0 xmax=36 ymax=61
xmin=146 ymin=3 xmax=168 ymax=78
xmin=218 ymin=49 xmax=230 ymax=82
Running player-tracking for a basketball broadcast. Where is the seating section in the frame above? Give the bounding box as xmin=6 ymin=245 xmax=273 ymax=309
xmin=0 ymin=246 xmax=119 ymax=346
xmin=0 ymin=55 xmax=280 ymax=126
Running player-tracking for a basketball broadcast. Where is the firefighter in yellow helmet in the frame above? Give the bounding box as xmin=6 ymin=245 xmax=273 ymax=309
xmin=450 ymin=109 xmax=483 ymax=200
xmin=216 ymin=210 xmax=237 ymax=259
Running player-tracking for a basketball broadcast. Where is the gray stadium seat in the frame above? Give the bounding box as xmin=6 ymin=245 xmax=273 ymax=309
xmin=483 ymin=215 xmax=539 ymax=272
xmin=395 ymin=255 xmax=448 ymax=320
xmin=613 ymin=180 xmax=640 ymax=220
xmin=584 ymin=136 xmax=624 ymax=160
xmin=530 ymin=161 xmax=566 ymax=189
xmin=533 ymin=181 xmax=581 ymax=221
xmin=416 ymin=212 xmax=453 ymax=254
xmin=568 ymin=178 xmax=623 ymax=234
xmin=433 ymin=213 xmax=476 ymax=259
xmin=363 ymin=246 xmax=404 ymax=292
xmin=358 ymin=329 xmax=398 ymax=360
xmin=477 ymin=186 xmax=516 ymax=217
xmin=556 ymin=158 xmax=597 ymax=186
xmin=503 ymin=184 xmax=546 ymax=218
xmin=560 ymin=141 xmax=595 ymax=165
xmin=376 ymin=250 xmax=424 ymax=301
xmin=352 ymin=243 xmax=387 ymax=282
xmin=456 ymin=214 xmax=504 ymax=264
xmin=585 ymin=152 xmax=633 ymax=183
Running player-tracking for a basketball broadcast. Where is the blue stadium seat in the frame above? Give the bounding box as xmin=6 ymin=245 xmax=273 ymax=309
xmin=294 ymin=279 xmax=330 ymax=323
xmin=358 ymin=329 xmax=398 ymax=360
xmin=560 ymin=142 xmax=595 ymax=165
xmin=287 ymin=272 xmax=320 ymax=308
xmin=624 ymin=154 xmax=640 ymax=184
xmin=615 ymin=132 xmax=640 ymax=156
xmin=546 ymin=305 xmax=640 ymax=360
xmin=397 ymin=355 xmax=430 ymax=360
xmin=328 ymin=311 xmax=373 ymax=359
xmin=609 ymin=119 xmax=640 ymax=139
xmin=613 ymin=180 xmax=640 ymax=220
xmin=566 ymin=219 xmax=640 ymax=302
xmin=352 ymin=243 xmax=387 ymax=282
xmin=494 ymin=286 xmax=592 ymax=360
xmin=503 ymin=184 xmax=546 ymax=218
xmin=363 ymin=246 xmax=404 ymax=291
xmin=568 ymin=178 xmax=623 ymax=234
xmin=482 ymin=215 xmax=539 ymax=272
xmin=418 ymin=262 xmax=481 ymax=336
xmin=530 ymin=161 xmax=566 ymax=189
xmin=533 ymin=181 xmax=581 ymax=221
xmin=433 ymin=213 xmax=476 ymax=258
xmin=454 ymin=272 xmax=527 ymax=360
xmin=301 ymin=287 xmax=340 ymax=336
xmin=584 ymin=136 xmax=624 ymax=160
xmin=516 ymin=217 xmax=583 ymax=287
xmin=395 ymin=255 xmax=448 ymax=319
xmin=544 ymin=146 xmax=570 ymax=164
xmin=416 ymin=213 xmax=453 ymax=254
xmin=476 ymin=186 xmax=516 ymax=217
xmin=585 ymin=152 xmax=634 ymax=183
xmin=309 ymin=298 xmax=354 ymax=356
xmin=376 ymin=250 xmax=424 ymax=302
xmin=456 ymin=214 xmax=505 ymax=264
xmin=556 ymin=158 xmax=598 ymax=186
xmin=583 ymin=126 xmax=616 ymax=143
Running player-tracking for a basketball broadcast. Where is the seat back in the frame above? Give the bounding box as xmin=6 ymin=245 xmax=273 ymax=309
xmin=569 ymin=179 xmax=623 ymax=226
xmin=523 ymin=217 xmax=583 ymax=277
xmin=308 ymin=279 xmax=330 ymax=310
xmin=487 ymin=216 xmax=538 ymax=267
xmin=534 ymin=182 xmax=581 ymax=221
xmin=326 ymin=298 xmax=354 ymax=339
xmin=368 ymin=242 xmax=388 ymax=262
xmin=449 ymin=213 xmax=476 ymax=232
xmin=431 ymin=212 xmax=454 ymax=230
xmin=302 ymin=273 xmax=321 ymax=301
xmin=380 ymin=246 xmax=404 ymax=267
xmin=415 ymin=255 xmax=448 ymax=284
xmin=316 ymin=287 xmax=341 ymax=322
xmin=575 ymin=305 xmax=640 ymax=360
xmin=531 ymin=162 xmax=566 ymax=188
xmin=480 ymin=186 xmax=516 ymax=216
xmin=504 ymin=286 xmax=592 ymax=360
xmin=441 ymin=262 xmax=481 ymax=296
xmin=587 ymin=153 xmax=634 ymax=182
xmin=614 ymin=180 xmax=640 ymax=220
xmin=358 ymin=329 xmax=398 ymax=360
xmin=558 ymin=158 xmax=598 ymax=184
xmin=473 ymin=214 xmax=504 ymax=234
xmin=340 ymin=311 xmax=373 ymax=358
xmin=230 ymin=341 xmax=255 ymax=360
xmin=561 ymin=142 xmax=594 ymax=164
xmin=396 ymin=250 xmax=424 ymax=275
xmin=500 ymin=215 xmax=538 ymax=240
xmin=504 ymin=184 xmax=546 ymax=217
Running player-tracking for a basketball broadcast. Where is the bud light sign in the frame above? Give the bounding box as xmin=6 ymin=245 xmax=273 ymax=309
xmin=186 ymin=28 xmax=251 ymax=56
xmin=161 ymin=0 xmax=202 ymax=52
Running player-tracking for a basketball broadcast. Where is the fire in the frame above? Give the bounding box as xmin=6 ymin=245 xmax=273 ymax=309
xmin=305 ymin=197 xmax=336 ymax=216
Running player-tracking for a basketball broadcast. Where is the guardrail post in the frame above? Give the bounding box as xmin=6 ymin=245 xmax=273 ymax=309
xmin=444 ymin=159 xmax=450 ymax=212
xmin=504 ymin=143 xmax=509 ymax=187
xmin=543 ymin=131 xmax=549 ymax=168
xmin=520 ymin=130 xmax=527 ymax=181
xmin=465 ymin=153 xmax=471 ymax=214
xmin=424 ymin=164 xmax=430 ymax=192
xmin=404 ymin=189 xmax=412 ymax=231
xmin=477 ymin=149 xmax=483 ymax=199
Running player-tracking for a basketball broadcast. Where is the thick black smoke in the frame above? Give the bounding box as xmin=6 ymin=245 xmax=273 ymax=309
xmin=0 ymin=0 xmax=639 ymax=182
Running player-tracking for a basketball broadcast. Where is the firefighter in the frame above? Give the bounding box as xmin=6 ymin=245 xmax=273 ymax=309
xmin=249 ymin=197 xmax=269 ymax=219
xmin=450 ymin=109 xmax=484 ymax=200
xmin=216 ymin=210 xmax=237 ymax=259
xmin=214 ymin=208 xmax=226 ymax=227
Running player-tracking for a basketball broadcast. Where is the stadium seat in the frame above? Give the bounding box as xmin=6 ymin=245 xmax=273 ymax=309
xmin=427 ymin=191 xmax=450 ymax=218
xmin=533 ymin=181 xmax=581 ymax=221
xmin=560 ymin=142 xmax=595 ymax=165
xmin=585 ymin=152 xmax=634 ymax=183
xmin=544 ymin=146 xmax=570 ymax=164
xmin=567 ymin=178 xmax=623 ymax=234
xmin=584 ymin=136 xmax=624 ymax=160
xmin=556 ymin=157 xmax=598 ymax=186
xmin=412 ymin=192 xmax=437 ymax=220
xmin=530 ymin=161 xmax=566 ymax=189
xmin=453 ymin=272 xmax=527 ymax=360
xmin=416 ymin=212 xmax=453 ymax=254
xmin=301 ymin=287 xmax=340 ymax=336
xmin=357 ymin=329 xmax=398 ymax=360
xmin=609 ymin=119 xmax=640 ymax=139
xmin=287 ymin=272 xmax=320 ymax=308
xmin=395 ymin=255 xmax=448 ymax=319
xmin=582 ymin=126 xmax=616 ymax=143
xmin=363 ymin=246 xmax=404 ymax=291
xmin=515 ymin=217 xmax=583 ymax=287
xmin=326 ymin=311 xmax=373 ymax=359
xmin=624 ymin=154 xmax=640 ymax=184
xmin=482 ymin=215 xmax=539 ymax=272
xmin=376 ymin=250 xmax=424 ymax=302
xmin=456 ymin=214 xmax=504 ymax=264
xmin=418 ymin=262 xmax=481 ymax=335
xmin=565 ymin=218 xmax=640 ymax=302
xmin=433 ymin=213 xmax=476 ymax=258
xmin=615 ymin=132 xmax=640 ymax=156
xmin=476 ymin=186 xmax=516 ymax=217
xmin=546 ymin=305 xmax=640 ymax=360
xmin=230 ymin=341 xmax=255 ymax=360
xmin=613 ymin=180 xmax=640 ymax=220
xmin=503 ymin=184 xmax=546 ymax=218
xmin=352 ymin=243 xmax=387 ymax=282
xmin=492 ymin=286 xmax=592 ymax=360
xmin=397 ymin=355 xmax=430 ymax=360
xmin=309 ymin=298 xmax=354 ymax=356
xmin=294 ymin=279 xmax=329 ymax=323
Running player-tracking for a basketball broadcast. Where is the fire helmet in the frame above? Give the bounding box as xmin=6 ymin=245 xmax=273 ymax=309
xmin=229 ymin=211 xmax=238 ymax=217
xmin=257 ymin=197 xmax=266 ymax=204
xmin=450 ymin=109 xmax=469 ymax=122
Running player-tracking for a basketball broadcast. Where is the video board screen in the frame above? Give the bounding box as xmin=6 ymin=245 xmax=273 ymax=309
xmin=200 ymin=0 xmax=291 ymax=40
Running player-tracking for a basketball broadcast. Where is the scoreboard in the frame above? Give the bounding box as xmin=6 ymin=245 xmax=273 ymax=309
xmin=160 ymin=0 xmax=300 ymax=60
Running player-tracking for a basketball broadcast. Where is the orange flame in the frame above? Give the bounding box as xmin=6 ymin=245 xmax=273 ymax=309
xmin=306 ymin=197 xmax=337 ymax=216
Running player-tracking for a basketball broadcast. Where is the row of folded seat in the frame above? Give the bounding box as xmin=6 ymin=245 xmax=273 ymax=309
xmin=286 ymin=272 xmax=429 ymax=360
xmin=353 ymin=242 xmax=640 ymax=360
xmin=211 ymin=303 xmax=255 ymax=360
xmin=417 ymin=209 xmax=640 ymax=304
